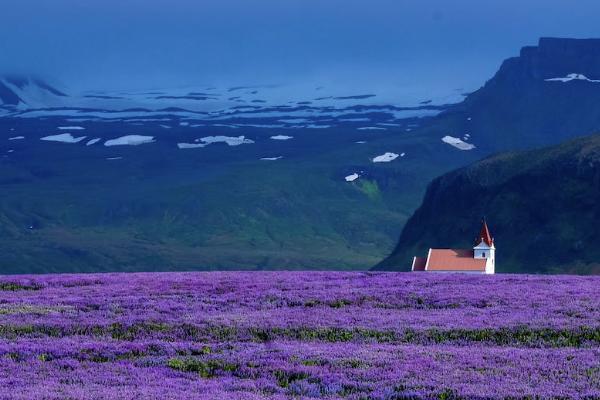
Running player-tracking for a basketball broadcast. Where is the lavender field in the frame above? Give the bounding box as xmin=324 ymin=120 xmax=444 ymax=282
xmin=0 ymin=272 xmax=598 ymax=399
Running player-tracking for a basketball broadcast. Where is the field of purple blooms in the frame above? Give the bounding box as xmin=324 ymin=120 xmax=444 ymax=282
xmin=0 ymin=272 xmax=598 ymax=399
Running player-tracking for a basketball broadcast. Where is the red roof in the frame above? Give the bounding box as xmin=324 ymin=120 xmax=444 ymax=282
xmin=412 ymin=257 xmax=427 ymax=271
xmin=477 ymin=219 xmax=494 ymax=246
xmin=426 ymin=249 xmax=486 ymax=271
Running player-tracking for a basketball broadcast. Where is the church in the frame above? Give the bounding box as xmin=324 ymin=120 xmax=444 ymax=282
xmin=411 ymin=220 xmax=495 ymax=274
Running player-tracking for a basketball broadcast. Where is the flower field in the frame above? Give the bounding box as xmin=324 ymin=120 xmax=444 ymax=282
xmin=0 ymin=272 xmax=598 ymax=399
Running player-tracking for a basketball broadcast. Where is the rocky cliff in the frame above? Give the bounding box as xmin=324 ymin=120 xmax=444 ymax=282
xmin=426 ymin=37 xmax=600 ymax=153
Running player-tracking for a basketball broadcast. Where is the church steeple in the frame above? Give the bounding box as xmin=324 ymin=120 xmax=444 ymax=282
xmin=476 ymin=218 xmax=494 ymax=247
xmin=473 ymin=218 xmax=495 ymax=274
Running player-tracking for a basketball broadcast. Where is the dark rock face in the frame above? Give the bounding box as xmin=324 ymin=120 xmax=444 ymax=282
xmin=423 ymin=38 xmax=600 ymax=155
xmin=376 ymin=134 xmax=600 ymax=274
xmin=488 ymin=38 xmax=600 ymax=88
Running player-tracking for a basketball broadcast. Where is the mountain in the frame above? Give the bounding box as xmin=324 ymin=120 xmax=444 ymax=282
xmin=0 ymin=76 xmax=67 ymax=109
xmin=3 ymin=38 xmax=600 ymax=273
xmin=0 ymin=75 xmax=453 ymax=121
xmin=375 ymin=134 xmax=600 ymax=274
xmin=419 ymin=37 xmax=600 ymax=153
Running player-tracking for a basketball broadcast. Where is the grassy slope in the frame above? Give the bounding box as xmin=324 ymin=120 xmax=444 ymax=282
xmin=377 ymin=134 xmax=600 ymax=274
xmin=0 ymin=115 xmax=478 ymax=273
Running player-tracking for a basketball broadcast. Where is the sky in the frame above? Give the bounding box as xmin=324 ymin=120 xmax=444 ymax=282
xmin=1 ymin=0 xmax=600 ymax=94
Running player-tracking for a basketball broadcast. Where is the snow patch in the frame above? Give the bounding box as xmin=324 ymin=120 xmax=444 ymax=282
xmin=212 ymin=124 xmax=238 ymax=128
xmin=372 ymin=152 xmax=400 ymax=163
xmin=345 ymin=173 xmax=359 ymax=182
xmin=236 ymin=124 xmax=285 ymax=128
xmin=58 ymin=126 xmax=85 ymax=130
xmin=339 ymin=118 xmax=371 ymax=122
xmin=104 ymin=135 xmax=155 ymax=146
xmin=177 ymin=142 xmax=206 ymax=149
xmin=279 ymin=118 xmax=311 ymax=124
xmin=196 ymin=136 xmax=254 ymax=146
xmin=41 ymin=133 xmax=87 ymax=143
xmin=545 ymin=73 xmax=600 ymax=83
xmin=392 ymin=109 xmax=440 ymax=119
xmin=86 ymin=138 xmax=102 ymax=146
xmin=270 ymin=135 xmax=294 ymax=141
xmin=8 ymin=136 xmax=25 ymax=140
xmin=260 ymin=156 xmax=283 ymax=161
xmin=442 ymin=135 xmax=475 ymax=150
xmin=358 ymin=127 xmax=386 ymax=131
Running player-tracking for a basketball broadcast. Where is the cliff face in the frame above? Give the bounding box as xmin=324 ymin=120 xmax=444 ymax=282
xmin=429 ymin=38 xmax=600 ymax=153
xmin=493 ymin=38 xmax=600 ymax=84
xmin=376 ymin=134 xmax=600 ymax=274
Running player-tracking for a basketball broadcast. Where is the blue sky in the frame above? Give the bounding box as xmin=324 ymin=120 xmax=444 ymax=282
xmin=2 ymin=0 xmax=600 ymax=92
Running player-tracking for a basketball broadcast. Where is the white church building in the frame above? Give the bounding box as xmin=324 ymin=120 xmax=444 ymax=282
xmin=411 ymin=219 xmax=495 ymax=274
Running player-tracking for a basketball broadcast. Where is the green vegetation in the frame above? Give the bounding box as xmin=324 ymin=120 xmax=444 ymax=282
xmin=0 ymin=282 xmax=41 ymax=291
xmin=357 ymin=179 xmax=381 ymax=200
xmin=1 ymin=322 xmax=598 ymax=348
xmin=378 ymin=134 xmax=600 ymax=274
xmin=274 ymin=370 xmax=311 ymax=388
xmin=167 ymin=357 xmax=239 ymax=378
xmin=0 ymin=144 xmax=423 ymax=272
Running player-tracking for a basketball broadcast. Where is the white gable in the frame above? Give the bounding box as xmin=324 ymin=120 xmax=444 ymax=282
xmin=474 ymin=240 xmax=492 ymax=250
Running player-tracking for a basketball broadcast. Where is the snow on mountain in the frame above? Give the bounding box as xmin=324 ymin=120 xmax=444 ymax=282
xmin=345 ymin=173 xmax=359 ymax=182
xmin=372 ymin=152 xmax=400 ymax=163
xmin=0 ymin=76 xmax=67 ymax=109
xmin=104 ymin=135 xmax=155 ymax=146
xmin=40 ymin=133 xmax=87 ymax=143
xmin=177 ymin=142 xmax=206 ymax=149
xmin=260 ymin=156 xmax=283 ymax=161
xmin=357 ymin=127 xmax=386 ymax=131
xmin=270 ymin=135 xmax=294 ymax=140
xmin=442 ymin=136 xmax=476 ymax=150
xmin=545 ymin=73 xmax=600 ymax=83
xmin=0 ymin=75 xmax=469 ymax=126
xmin=86 ymin=138 xmax=102 ymax=146
xmin=196 ymin=136 xmax=255 ymax=146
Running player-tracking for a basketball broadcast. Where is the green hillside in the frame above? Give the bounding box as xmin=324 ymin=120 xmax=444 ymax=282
xmin=376 ymin=134 xmax=600 ymax=274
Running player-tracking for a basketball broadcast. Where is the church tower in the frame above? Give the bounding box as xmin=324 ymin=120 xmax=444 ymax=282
xmin=473 ymin=219 xmax=495 ymax=274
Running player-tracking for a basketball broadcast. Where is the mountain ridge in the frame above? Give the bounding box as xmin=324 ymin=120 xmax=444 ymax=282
xmin=419 ymin=37 xmax=600 ymax=153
